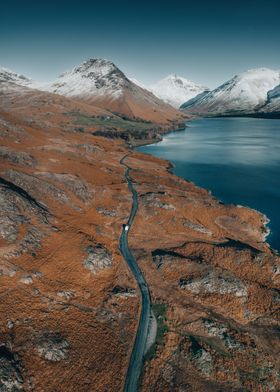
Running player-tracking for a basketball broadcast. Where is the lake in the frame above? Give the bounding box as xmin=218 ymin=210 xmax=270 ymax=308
xmin=137 ymin=118 xmax=280 ymax=252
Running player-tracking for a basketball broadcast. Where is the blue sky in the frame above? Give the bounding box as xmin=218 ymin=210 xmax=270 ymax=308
xmin=1 ymin=0 xmax=279 ymax=88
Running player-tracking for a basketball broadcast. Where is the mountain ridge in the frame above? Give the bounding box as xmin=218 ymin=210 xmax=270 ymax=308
xmin=0 ymin=67 xmax=33 ymax=86
xmin=2 ymin=61 xmax=280 ymax=119
xmin=181 ymin=67 xmax=280 ymax=116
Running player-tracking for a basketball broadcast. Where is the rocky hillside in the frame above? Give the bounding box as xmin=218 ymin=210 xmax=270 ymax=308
xmin=128 ymin=152 xmax=280 ymax=392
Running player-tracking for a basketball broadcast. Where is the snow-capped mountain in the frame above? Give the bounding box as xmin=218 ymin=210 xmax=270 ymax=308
xmin=0 ymin=67 xmax=33 ymax=86
xmin=0 ymin=67 xmax=37 ymax=96
xmin=48 ymin=59 xmax=126 ymax=99
xmin=150 ymin=74 xmax=209 ymax=109
xmin=0 ymin=67 xmax=34 ymax=89
xmin=45 ymin=58 xmax=184 ymax=124
xmin=0 ymin=67 xmax=50 ymax=93
xmin=181 ymin=68 xmax=280 ymax=116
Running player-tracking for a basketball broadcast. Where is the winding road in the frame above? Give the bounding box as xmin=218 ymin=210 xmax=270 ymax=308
xmin=120 ymin=154 xmax=152 ymax=392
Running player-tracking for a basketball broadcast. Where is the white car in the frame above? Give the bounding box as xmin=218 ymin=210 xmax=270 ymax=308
xmin=125 ymin=225 xmax=129 ymax=231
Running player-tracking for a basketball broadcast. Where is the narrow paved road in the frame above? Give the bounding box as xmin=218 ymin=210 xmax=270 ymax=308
xmin=120 ymin=154 xmax=152 ymax=392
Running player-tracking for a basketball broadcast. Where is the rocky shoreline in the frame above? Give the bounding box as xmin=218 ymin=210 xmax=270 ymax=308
xmin=125 ymin=140 xmax=280 ymax=391
xmin=136 ymin=124 xmax=277 ymax=256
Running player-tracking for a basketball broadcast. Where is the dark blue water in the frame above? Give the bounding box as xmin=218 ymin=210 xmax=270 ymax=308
xmin=137 ymin=118 xmax=280 ymax=252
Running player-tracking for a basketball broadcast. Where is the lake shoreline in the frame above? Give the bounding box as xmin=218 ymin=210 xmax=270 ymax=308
xmin=136 ymin=117 xmax=280 ymax=253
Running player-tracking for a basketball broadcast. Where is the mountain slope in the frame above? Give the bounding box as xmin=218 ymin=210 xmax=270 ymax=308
xmin=0 ymin=67 xmax=33 ymax=87
xmin=180 ymin=90 xmax=210 ymax=109
xmin=181 ymin=68 xmax=280 ymax=116
xmin=150 ymin=74 xmax=209 ymax=108
xmin=129 ymin=78 xmax=148 ymax=90
xmin=0 ymin=67 xmax=37 ymax=95
xmin=0 ymin=67 xmax=118 ymax=122
xmin=258 ymin=84 xmax=280 ymax=117
xmin=46 ymin=59 xmax=185 ymax=125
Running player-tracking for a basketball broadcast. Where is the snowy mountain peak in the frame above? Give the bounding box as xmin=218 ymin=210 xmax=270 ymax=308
xmin=150 ymin=74 xmax=209 ymax=108
xmin=182 ymin=67 xmax=280 ymax=115
xmin=50 ymin=58 xmax=129 ymax=98
xmin=229 ymin=68 xmax=280 ymax=89
xmin=166 ymin=73 xmax=179 ymax=80
xmin=237 ymin=67 xmax=278 ymax=78
xmin=0 ymin=67 xmax=32 ymax=86
xmin=166 ymin=73 xmax=185 ymax=81
xmin=64 ymin=58 xmax=125 ymax=79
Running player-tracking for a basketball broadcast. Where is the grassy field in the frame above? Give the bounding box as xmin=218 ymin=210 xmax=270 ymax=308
xmin=66 ymin=111 xmax=159 ymax=132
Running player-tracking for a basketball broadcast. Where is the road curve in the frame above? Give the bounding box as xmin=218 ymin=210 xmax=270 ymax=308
xmin=120 ymin=154 xmax=152 ymax=392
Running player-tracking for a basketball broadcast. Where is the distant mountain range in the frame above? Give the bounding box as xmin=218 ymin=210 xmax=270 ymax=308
xmin=1 ymin=60 xmax=280 ymax=119
xmin=181 ymin=68 xmax=280 ymax=118
xmin=0 ymin=60 xmax=185 ymax=126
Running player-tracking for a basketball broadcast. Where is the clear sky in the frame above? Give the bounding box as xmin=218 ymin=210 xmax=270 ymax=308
xmin=1 ymin=0 xmax=279 ymax=88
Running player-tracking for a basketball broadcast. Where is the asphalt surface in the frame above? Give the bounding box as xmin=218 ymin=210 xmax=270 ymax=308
xmin=120 ymin=155 xmax=152 ymax=392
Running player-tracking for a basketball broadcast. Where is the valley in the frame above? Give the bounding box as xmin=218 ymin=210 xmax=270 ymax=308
xmin=0 ymin=59 xmax=280 ymax=392
xmin=2 ymin=0 xmax=280 ymax=389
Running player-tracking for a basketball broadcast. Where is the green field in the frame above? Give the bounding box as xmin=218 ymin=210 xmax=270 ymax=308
xmin=66 ymin=111 xmax=159 ymax=132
